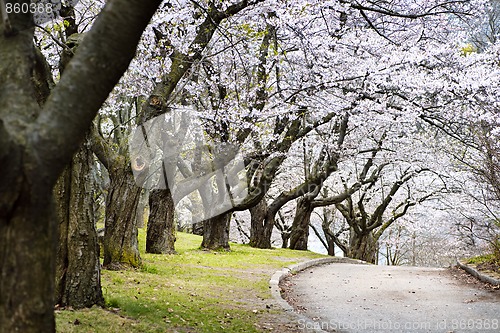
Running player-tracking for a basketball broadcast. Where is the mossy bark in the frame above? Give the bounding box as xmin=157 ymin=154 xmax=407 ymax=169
xmin=0 ymin=27 xmax=58 ymax=333
xmin=103 ymin=163 xmax=142 ymax=268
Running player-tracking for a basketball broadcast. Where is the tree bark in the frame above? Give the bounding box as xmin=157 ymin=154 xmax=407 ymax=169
xmin=136 ymin=189 xmax=148 ymax=228
xmin=192 ymin=221 xmax=204 ymax=235
xmin=281 ymin=232 xmax=291 ymax=248
xmin=323 ymin=230 xmax=336 ymax=256
xmin=327 ymin=238 xmax=335 ymax=256
xmin=249 ymin=199 xmax=273 ymax=249
xmin=289 ymin=198 xmax=313 ymax=250
xmin=146 ymin=188 xmax=176 ymax=254
xmin=0 ymin=187 xmax=57 ymax=332
xmin=348 ymin=231 xmax=378 ymax=264
xmin=201 ymin=212 xmax=231 ymax=250
xmin=0 ymin=27 xmax=59 ymax=333
xmin=54 ymin=139 xmax=104 ymax=308
xmin=54 ymin=167 xmax=70 ymax=305
xmin=103 ymin=163 xmax=142 ymax=269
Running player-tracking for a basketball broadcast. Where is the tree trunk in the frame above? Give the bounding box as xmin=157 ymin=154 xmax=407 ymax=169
xmin=321 ymin=227 xmax=337 ymax=256
xmin=0 ymin=133 xmax=57 ymax=332
xmin=0 ymin=165 xmax=57 ymax=333
xmin=348 ymin=231 xmax=378 ymax=264
xmin=281 ymin=232 xmax=290 ymax=248
xmin=54 ymin=167 xmax=70 ymax=305
xmin=0 ymin=192 xmax=57 ymax=332
xmin=249 ymin=200 xmax=273 ymax=249
xmin=146 ymin=188 xmax=176 ymax=254
xmin=188 ymin=193 xmax=204 ymax=235
xmin=192 ymin=221 xmax=204 ymax=235
xmin=103 ymin=164 xmax=142 ymax=269
xmin=54 ymin=139 xmax=104 ymax=308
xmin=289 ymin=198 xmax=313 ymax=250
xmin=326 ymin=236 xmax=336 ymax=256
xmin=201 ymin=212 xmax=231 ymax=250
xmin=136 ymin=189 xmax=148 ymax=228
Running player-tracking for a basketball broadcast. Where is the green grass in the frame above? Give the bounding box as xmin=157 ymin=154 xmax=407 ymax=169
xmin=56 ymin=230 xmax=326 ymax=332
xmin=466 ymin=253 xmax=496 ymax=265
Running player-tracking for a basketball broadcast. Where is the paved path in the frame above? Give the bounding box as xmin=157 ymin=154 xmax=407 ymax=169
xmin=286 ymin=263 xmax=500 ymax=333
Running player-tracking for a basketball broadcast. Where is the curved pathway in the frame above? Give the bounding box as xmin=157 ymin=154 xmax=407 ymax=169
xmin=285 ymin=263 xmax=500 ymax=333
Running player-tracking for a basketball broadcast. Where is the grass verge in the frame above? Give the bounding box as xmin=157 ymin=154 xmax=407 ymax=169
xmin=56 ymin=230 xmax=326 ymax=332
xmin=466 ymin=253 xmax=496 ymax=265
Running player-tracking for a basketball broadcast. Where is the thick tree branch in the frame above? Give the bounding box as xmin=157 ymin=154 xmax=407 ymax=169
xmin=368 ymin=168 xmax=430 ymax=230
xmin=252 ymin=112 xmax=349 ymax=217
xmin=30 ymin=0 xmax=162 ymax=184
xmin=140 ymin=0 xmax=265 ymax=124
xmin=323 ymin=223 xmax=348 ymax=255
xmin=350 ymin=1 xmax=470 ymax=19
xmin=311 ymin=182 xmax=361 ymax=208
xmin=89 ymin=126 xmax=119 ymax=171
xmin=310 ymin=222 xmax=328 ymax=250
xmin=373 ymin=191 xmax=437 ymax=240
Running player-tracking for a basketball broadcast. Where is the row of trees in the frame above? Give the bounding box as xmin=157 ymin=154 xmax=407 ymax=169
xmin=1 ymin=0 xmax=499 ymax=332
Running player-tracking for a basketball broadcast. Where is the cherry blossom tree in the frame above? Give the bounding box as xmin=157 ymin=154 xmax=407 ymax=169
xmin=93 ymin=0 xmax=268 ymax=256
xmin=0 ymin=0 xmax=162 ymax=331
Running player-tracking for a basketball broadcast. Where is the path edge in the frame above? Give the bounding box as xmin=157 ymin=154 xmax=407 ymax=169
xmin=456 ymin=259 xmax=500 ymax=286
xmin=270 ymin=257 xmax=367 ymax=333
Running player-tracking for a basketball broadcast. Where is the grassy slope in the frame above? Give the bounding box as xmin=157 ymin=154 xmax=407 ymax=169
xmin=466 ymin=254 xmax=497 ymax=265
xmin=56 ymin=230 xmax=326 ymax=332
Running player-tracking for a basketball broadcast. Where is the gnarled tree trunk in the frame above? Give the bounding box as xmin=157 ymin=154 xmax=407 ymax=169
xmin=289 ymin=198 xmax=313 ymax=250
xmin=54 ymin=138 xmax=104 ymax=308
xmin=249 ymin=199 xmax=273 ymax=249
xmin=201 ymin=212 xmax=231 ymax=250
xmin=146 ymin=188 xmax=176 ymax=254
xmin=348 ymin=231 xmax=378 ymax=264
xmin=104 ymin=164 xmax=142 ymax=269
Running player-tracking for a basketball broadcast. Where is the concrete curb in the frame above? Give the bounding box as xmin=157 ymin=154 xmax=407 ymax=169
xmin=270 ymin=257 xmax=367 ymax=333
xmin=457 ymin=260 xmax=500 ymax=286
